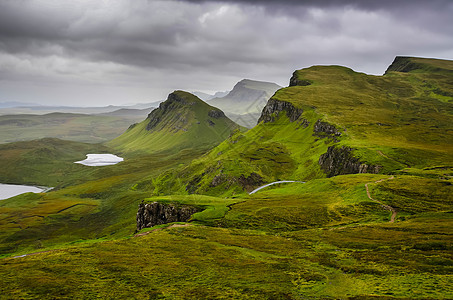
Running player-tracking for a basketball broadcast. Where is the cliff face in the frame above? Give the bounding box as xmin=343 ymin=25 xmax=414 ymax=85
xmin=136 ymin=202 xmax=201 ymax=231
xmin=313 ymin=120 xmax=342 ymax=141
xmin=289 ymin=71 xmax=313 ymax=87
xmin=146 ymin=92 xmax=194 ymax=131
xmin=257 ymin=99 xmax=303 ymax=124
xmin=319 ymin=146 xmax=381 ymax=177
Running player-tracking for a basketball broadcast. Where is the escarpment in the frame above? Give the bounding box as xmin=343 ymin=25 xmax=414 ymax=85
xmin=313 ymin=120 xmax=342 ymax=142
xmin=146 ymin=92 xmax=194 ymax=131
xmin=319 ymin=146 xmax=381 ymax=177
xmin=289 ymin=71 xmax=313 ymax=87
xmin=136 ymin=202 xmax=201 ymax=231
xmin=258 ymin=99 xmax=303 ymax=124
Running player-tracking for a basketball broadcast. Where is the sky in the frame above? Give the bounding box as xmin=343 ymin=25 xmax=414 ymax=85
xmin=0 ymin=0 xmax=452 ymax=106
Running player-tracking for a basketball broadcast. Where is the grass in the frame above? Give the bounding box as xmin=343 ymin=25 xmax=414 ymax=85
xmin=0 ymin=57 xmax=452 ymax=299
xmin=0 ymin=112 xmax=147 ymax=144
xmin=108 ymin=91 xmax=243 ymax=155
xmin=0 ymin=138 xmax=209 ymax=256
xmin=142 ymin=194 xmax=240 ymax=225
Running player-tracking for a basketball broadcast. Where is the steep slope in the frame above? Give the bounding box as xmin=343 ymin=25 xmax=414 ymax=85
xmin=108 ymin=91 xmax=242 ymax=154
xmin=208 ymin=79 xmax=282 ymax=128
xmin=153 ymin=57 xmax=453 ymax=196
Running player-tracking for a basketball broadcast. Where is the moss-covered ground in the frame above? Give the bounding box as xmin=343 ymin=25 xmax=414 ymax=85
xmin=1 ymin=173 xmax=452 ymax=299
xmin=0 ymin=57 xmax=452 ymax=298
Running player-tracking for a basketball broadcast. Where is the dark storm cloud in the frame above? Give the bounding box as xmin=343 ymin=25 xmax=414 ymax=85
xmin=0 ymin=0 xmax=452 ymax=105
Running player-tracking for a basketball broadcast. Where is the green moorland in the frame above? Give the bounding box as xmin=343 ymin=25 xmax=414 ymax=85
xmin=0 ymin=57 xmax=452 ymax=299
xmin=150 ymin=57 xmax=453 ymax=197
xmin=0 ymin=112 xmax=148 ymax=144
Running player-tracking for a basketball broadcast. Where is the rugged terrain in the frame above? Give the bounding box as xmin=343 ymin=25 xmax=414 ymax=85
xmin=108 ymin=91 xmax=242 ymax=154
xmin=0 ymin=57 xmax=452 ymax=299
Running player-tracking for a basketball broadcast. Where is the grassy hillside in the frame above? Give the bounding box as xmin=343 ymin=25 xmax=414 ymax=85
xmin=151 ymin=57 xmax=453 ymax=197
xmin=1 ymin=174 xmax=451 ymax=299
xmin=0 ymin=137 xmax=208 ymax=255
xmin=0 ymin=112 xmax=149 ymax=144
xmin=0 ymin=138 xmax=110 ymax=187
xmin=0 ymin=57 xmax=452 ymax=299
xmin=108 ymin=91 xmax=242 ymax=154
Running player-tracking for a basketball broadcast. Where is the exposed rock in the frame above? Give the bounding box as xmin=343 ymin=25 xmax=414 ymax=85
xmin=319 ymin=146 xmax=381 ymax=177
xmin=313 ymin=120 xmax=342 ymax=141
xmin=297 ymin=118 xmax=310 ymax=129
xmin=208 ymin=110 xmax=226 ymax=119
xmin=289 ymin=71 xmax=313 ymax=87
xmin=238 ymin=172 xmax=264 ymax=192
xmin=211 ymin=174 xmax=227 ymax=187
xmin=258 ymin=99 xmax=303 ymax=124
xmin=136 ymin=202 xmax=201 ymax=231
xmin=127 ymin=123 xmax=138 ymax=130
xmin=146 ymin=92 xmax=194 ymax=131
xmin=186 ymin=174 xmax=203 ymax=194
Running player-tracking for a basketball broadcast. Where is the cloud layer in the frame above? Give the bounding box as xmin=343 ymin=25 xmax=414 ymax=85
xmin=0 ymin=0 xmax=452 ymax=105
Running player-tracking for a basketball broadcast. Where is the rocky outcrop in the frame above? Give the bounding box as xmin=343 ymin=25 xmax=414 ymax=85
xmin=146 ymin=92 xmax=194 ymax=131
xmin=319 ymin=146 xmax=381 ymax=177
xmin=208 ymin=109 xmax=226 ymax=119
xmin=289 ymin=71 xmax=313 ymax=87
xmin=313 ymin=120 xmax=342 ymax=141
xmin=238 ymin=172 xmax=264 ymax=192
xmin=258 ymin=99 xmax=303 ymax=124
xmin=136 ymin=202 xmax=201 ymax=231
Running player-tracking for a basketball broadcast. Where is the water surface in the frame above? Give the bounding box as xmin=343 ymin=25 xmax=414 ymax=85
xmin=74 ymin=154 xmax=123 ymax=166
xmin=0 ymin=184 xmax=46 ymax=200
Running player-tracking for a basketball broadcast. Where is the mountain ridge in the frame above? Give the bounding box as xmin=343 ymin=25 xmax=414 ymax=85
xmin=108 ymin=90 xmax=242 ymax=154
xmin=151 ymin=56 xmax=453 ymax=196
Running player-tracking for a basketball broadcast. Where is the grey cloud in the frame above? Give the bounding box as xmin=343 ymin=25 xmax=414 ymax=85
xmin=0 ymin=0 xmax=452 ymax=106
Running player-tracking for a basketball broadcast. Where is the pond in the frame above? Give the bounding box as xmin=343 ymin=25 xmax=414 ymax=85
xmin=74 ymin=154 xmax=124 ymax=166
xmin=0 ymin=184 xmax=48 ymax=200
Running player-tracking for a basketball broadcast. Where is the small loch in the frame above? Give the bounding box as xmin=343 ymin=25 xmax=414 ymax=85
xmin=74 ymin=154 xmax=124 ymax=166
xmin=0 ymin=184 xmax=49 ymax=200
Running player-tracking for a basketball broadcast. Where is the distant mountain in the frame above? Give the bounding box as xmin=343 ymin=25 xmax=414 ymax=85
xmin=108 ymin=91 xmax=242 ymax=154
xmin=208 ymin=79 xmax=282 ymax=128
xmin=0 ymin=102 xmax=160 ymax=116
xmin=97 ymin=107 xmax=152 ymax=118
xmin=192 ymin=91 xmax=229 ymax=101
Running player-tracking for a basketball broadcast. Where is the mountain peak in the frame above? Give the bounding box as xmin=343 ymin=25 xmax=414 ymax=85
xmin=385 ymin=56 xmax=453 ymax=74
xmin=109 ymin=91 xmax=241 ymax=154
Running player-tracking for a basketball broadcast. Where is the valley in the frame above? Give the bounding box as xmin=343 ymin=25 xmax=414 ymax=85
xmin=0 ymin=57 xmax=452 ymax=299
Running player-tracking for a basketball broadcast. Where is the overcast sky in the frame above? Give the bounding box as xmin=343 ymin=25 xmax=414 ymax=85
xmin=1 ymin=0 xmax=452 ymax=106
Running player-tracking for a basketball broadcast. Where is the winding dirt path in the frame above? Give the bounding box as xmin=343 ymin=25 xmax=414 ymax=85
xmin=365 ymin=176 xmax=397 ymax=223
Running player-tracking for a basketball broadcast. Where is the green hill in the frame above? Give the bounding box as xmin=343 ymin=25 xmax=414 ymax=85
xmin=152 ymin=57 xmax=453 ymax=196
xmin=108 ymin=91 xmax=242 ymax=154
xmin=0 ymin=57 xmax=452 ymax=299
